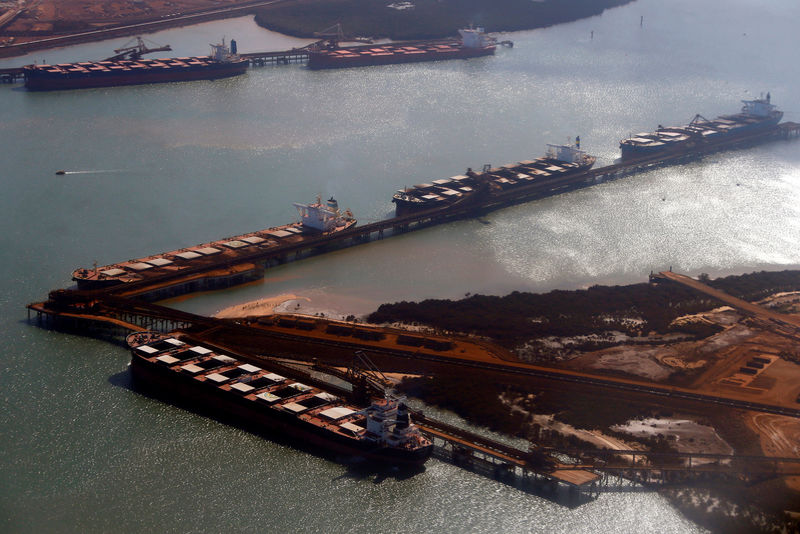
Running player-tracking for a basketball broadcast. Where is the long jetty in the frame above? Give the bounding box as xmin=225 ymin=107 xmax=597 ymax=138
xmin=59 ymin=120 xmax=800 ymax=303
xmin=27 ymin=291 xmax=800 ymax=419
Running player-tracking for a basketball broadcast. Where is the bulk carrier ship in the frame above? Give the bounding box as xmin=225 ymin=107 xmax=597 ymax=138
xmin=127 ymin=331 xmax=434 ymax=466
xmin=619 ymin=94 xmax=783 ymax=159
xmin=23 ymin=38 xmax=247 ymax=91
xmin=392 ymin=140 xmax=596 ymax=216
xmin=307 ymin=27 xmax=496 ymax=69
xmin=72 ymin=197 xmax=355 ymax=289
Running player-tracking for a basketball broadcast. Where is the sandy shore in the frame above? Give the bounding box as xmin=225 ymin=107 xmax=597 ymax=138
xmin=214 ymin=294 xmax=309 ymax=318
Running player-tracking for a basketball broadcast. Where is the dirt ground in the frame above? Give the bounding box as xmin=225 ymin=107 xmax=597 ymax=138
xmin=0 ymin=0 xmax=255 ymax=45
xmin=746 ymin=413 xmax=800 ymax=491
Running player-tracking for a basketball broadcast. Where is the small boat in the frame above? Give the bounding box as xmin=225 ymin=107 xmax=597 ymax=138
xmin=55 ymin=170 xmax=66 ymax=175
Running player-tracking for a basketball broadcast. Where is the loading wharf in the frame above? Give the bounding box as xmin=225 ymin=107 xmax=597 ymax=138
xmin=26 ymin=295 xmax=800 ymax=496
xmin=25 ymin=113 xmax=800 ymax=498
xmin=27 ymin=290 xmax=800 ymax=419
xmin=0 ymin=66 xmax=23 ymax=82
xmin=68 ymin=120 xmax=800 ymax=302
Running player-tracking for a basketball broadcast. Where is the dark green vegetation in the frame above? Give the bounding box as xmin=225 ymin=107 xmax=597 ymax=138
xmin=399 ymin=370 xmax=681 ymax=434
xmin=254 ymin=0 xmax=632 ymax=40
xmin=391 ymin=271 xmax=800 ymax=532
xmin=369 ymin=270 xmax=800 ymax=348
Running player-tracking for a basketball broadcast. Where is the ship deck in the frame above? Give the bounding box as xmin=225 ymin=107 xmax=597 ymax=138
xmin=130 ymin=333 xmax=370 ymax=440
xmin=73 ymin=217 xmax=355 ymax=287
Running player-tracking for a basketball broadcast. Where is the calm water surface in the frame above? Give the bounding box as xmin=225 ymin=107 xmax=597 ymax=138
xmin=2 ymin=1 xmax=799 ymax=531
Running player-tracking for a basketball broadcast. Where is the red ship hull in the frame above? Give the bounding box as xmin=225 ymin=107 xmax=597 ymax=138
xmin=308 ymin=41 xmax=495 ymax=70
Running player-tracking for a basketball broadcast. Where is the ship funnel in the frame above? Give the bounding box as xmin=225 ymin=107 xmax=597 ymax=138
xmin=230 ymin=39 xmax=237 ymax=55
xmin=395 ymin=402 xmax=410 ymax=430
xmin=326 ymin=197 xmax=339 ymax=212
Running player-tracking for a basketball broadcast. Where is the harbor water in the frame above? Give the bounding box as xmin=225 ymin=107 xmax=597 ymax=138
xmin=2 ymin=0 xmax=799 ymax=531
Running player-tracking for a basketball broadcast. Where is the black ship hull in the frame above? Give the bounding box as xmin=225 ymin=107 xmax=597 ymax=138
xmin=620 ymin=110 xmax=783 ymax=160
xmin=392 ymin=159 xmax=595 ymax=217
xmin=24 ymin=59 xmax=248 ymax=91
xmin=130 ymin=354 xmax=433 ymax=466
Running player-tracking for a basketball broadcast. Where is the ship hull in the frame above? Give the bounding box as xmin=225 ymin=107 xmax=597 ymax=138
xmin=620 ymin=112 xmax=783 ymax=160
xmin=24 ymin=59 xmax=248 ymax=91
xmin=392 ymin=159 xmax=595 ymax=217
xmin=308 ymin=43 xmax=495 ymax=70
xmin=130 ymin=353 xmax=432 ymax=466
xmin=71 ymin=217 xmax=356 ymax=291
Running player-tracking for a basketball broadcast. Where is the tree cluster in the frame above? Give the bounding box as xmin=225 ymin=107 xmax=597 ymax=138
xmin=369 ymin=271 xmax=800 ymax=349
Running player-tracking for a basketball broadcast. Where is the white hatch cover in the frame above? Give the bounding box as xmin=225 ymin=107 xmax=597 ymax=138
xmin=156 ymin=354 xmax=180 ymax=364
xmin=181 ymin=364 xmax=204 ymax=374
xmin=175 ymin=251 xmax=202 ymax=260
xmin=267 ymin=230 xmax=293 ymax=238
xmin=320 ymin=407 xmax=355 ymax=420
xmin=195 ymin=247 xmax=222 ymax=255
xmin=212 ymin=355 xmax=236 ymax=363
xmin=223 ymin=240 xmax=249 ymax=249
xmin=340 ymin=422 xmax=364 ymax=434
xmin=190 ymin=346 xmax=213 ymax=355
xmin=264 ymin=373 xmax=286 ymax=382
xmin=164 ymin=338 xmax=184 ymax=346
xmin=256 ymin=392 xmax=280 ymax=403
xmin=205 ymin=373 xmax=228 ymax=383
xmin=238 ymin=364 xmax=261 ymax=373
xmin=99 ymin=268 xmax=126 ymax=276
xmin=147 ymin=257 xmax=173 ymax=267
xmin=231 ymin=382 xmax=255 ymax=393
xmin=127 ymin=262 xmax=154 ymax=271
xmin=315 ymin=392 xmax=338 ymax=402
xmin=136 ymin=345 xmax=159 ymax=354
xmin=241 ymin=236 xmax=265 ymax=244
xmin=290 ymin=382 xmax=313 ymax=392
xmin=282 ymin=402 xmax=307 ymax=413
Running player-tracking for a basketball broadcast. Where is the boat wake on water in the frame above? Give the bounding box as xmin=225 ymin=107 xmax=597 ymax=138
xmin=54 ymin=169 xmax=128 ymax=176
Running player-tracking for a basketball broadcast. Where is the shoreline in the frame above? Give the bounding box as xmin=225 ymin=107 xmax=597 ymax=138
xmin=0 ymin=0 xmax=278 ymax=59
xmin=0 ymin=0 xmax=632 ymax=60
xmin=214 ymin=294 xmax=309 ymax=318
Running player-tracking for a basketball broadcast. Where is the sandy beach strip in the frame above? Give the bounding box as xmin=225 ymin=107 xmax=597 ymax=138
xmin=214 ymin=294 xmax=309 ymax=318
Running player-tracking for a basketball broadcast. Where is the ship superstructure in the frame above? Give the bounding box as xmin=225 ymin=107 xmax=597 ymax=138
xmin=620 ymin=94 xmax=783 ymax=159
xmin=392 ymin=139 xmax=596 ymax=216
xmin=293 ymin=197 xmax=349 ymax=232
xmin=23 ymin=38 xmax=248 ymax=91
xmin=127 ymin=332 xmax=433 ymax=465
